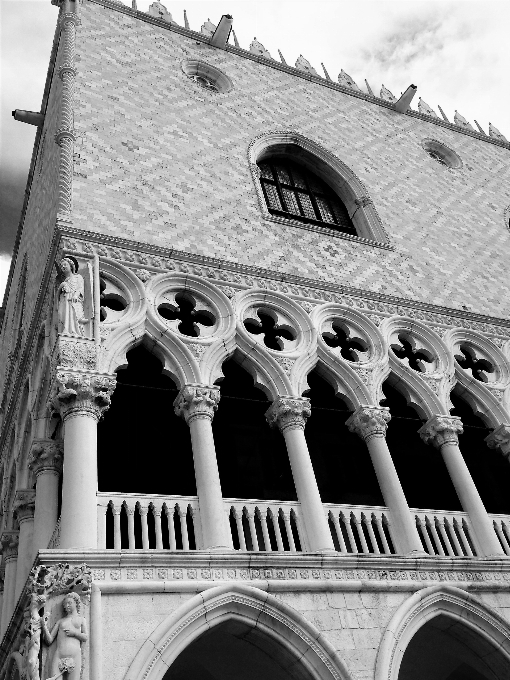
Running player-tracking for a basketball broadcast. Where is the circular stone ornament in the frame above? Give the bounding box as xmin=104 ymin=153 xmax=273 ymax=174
xmin=181 ymin=59 xmax=233 ymax=93
xmin=422 ymin=139 xmax=462 ymax=169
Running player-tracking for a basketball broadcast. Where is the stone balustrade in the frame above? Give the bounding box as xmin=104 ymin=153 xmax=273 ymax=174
xmin=226 ymin=498 xmax=303 ymax=552
xmin=491 ymin=514 xmax=510 ymax=555
xmin=325 ymin=503 xmax=394 ymax=555
xmin=412 ymin=508 xmax=476 ymax=556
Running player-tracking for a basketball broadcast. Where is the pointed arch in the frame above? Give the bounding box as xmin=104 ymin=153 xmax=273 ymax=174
xmin=375 ymin=585 xmax=510 ymax=680
xmin=248 ymin=130 xmax=390 ymax=244
xmin=125 ymin=583 xmax=353 ymax=680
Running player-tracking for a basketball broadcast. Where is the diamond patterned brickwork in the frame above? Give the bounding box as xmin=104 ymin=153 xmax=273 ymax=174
xmin=72 ymin=2 xmax=510 ymax=319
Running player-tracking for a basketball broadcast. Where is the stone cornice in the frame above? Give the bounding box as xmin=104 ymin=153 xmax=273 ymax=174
xmin=88 ymin=0 xmax=510 ymax=153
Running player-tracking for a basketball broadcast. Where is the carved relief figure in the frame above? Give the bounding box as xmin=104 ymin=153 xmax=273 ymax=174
xmin=26 ymin=593 xmax=47 ymax=680
xmin=43 ymin=593 xmax=87 ymax=680
xmin=57 ymin=258 xmax=86 ymax=337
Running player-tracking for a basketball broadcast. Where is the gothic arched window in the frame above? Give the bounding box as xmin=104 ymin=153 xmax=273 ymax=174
xmin=258 ymin=157 xmax=356 ymax=234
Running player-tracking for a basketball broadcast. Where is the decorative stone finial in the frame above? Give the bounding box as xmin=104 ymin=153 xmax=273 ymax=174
xmin=485 ymin=424 xmax=510 ymax=460
xmin=278 ymin=49 xmax=287 ymax=65
xmin=51 ymin=370 xmax=116 ymax=422
xmin=174 ymin=385 xmax=221 ymax=423
xmin=337 ymin=70 xmax=358 ymax=90
xmin=346 ymin=406 xmax=391 ymax=441
xmin=249 ymin=38 xmax=272 ymax=59
xmin=418 ymin=98 xmax=438 ymax=117
xmin=295 ymin=55 xmax=318 ymax=76
xmin=183 ymin=9 xmax=190 ymax=29
xmin=28 ymin=440 xmax=63 ymax=476
xmin=489 ymin=123 xmax=507 ymax=142
xmin=321 ymin=63 xmax=332 ymax=81
xmin=201 ymin=18 xmax=216 ymax=37
xmin=454 ymin=110 xmax=474 ymax=130
xmin=380 ymin=85 xmax=396 ymax=102
xmin=13 ymin=490 xmax=36 ymax=524
xmin=419 ymin=415 xmax=463 ymax=448
xmin=265 ymin=397 xmax=311 ymax=433
xmin=147 ymin=2 xmax=174 ymax=23
xmin=364 ymin=79 xmax=375 ymax=96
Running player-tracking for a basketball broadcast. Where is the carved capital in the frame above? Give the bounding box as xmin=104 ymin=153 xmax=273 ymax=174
xmin=13 ymin=489 xmax=36 ymax=524
xmin=419 ymin=415 xmax=463 ymax=448
xmin=265 ymin=397 xmax=311 ymax=432
xmin=1 ymin=532 xmax=19 ymax=561
xmin=346 ymin=406 xmax=391 ymax=441
xmin=485 ymin=424 xmax=510 ymax=460
xmin=28 ymin=439 xmax=63 ymax=476
xmin=174 ymin=385 xmax=221 ymax=423
xmin=51 ymin=370 xmax=116 ymax=422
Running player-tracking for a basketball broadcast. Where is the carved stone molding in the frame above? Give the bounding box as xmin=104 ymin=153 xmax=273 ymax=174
xmin=54 ymin=338 xmax=97 ymax=371
xmin=419 ymin=415 xmax=464 ymax=448
xmin=28 ymin=440 xmax=64 ymax=477
xmin=1 ymin=531 xmax=20 ymax=561
xmin=50 ymin=370 xmax=116 ymax=422
xmin=174 ymin=384 xmax=221 ymax=423
xmin=265 ymin=397 xmax=311 ymax=432
xmin=28 ymin=562 xmax=91 ymax=599
xmin=13 ymin=489 xmax=36 ymax=524
xmin=346 ymin=406 xmax=391 ymax=441
xmin=485 ymin=424 xmax=510 ymax=460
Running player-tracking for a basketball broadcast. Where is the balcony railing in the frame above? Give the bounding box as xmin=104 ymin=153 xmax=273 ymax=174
xmin=96 ymin=493 xmax=509 ymax=557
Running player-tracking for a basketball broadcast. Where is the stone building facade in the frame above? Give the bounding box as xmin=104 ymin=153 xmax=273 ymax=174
xmin=1 ymin=1 xmax=510 ymax=679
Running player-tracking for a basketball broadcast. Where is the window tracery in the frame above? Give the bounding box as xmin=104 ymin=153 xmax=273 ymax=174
xmin=391 ymin=333 xmax=434 ymax=373
xmin=455 ymin=343 xmax=494 ymax=383
xmin=322 ymin=320 xmax=369 ymax=362
xmin=158 ymin=292 xmax=215 ymax=338
xmin=243 ymin=309 xmax=296 ymax=351
xmin=257 ymin=158 xmax=355 ymax=234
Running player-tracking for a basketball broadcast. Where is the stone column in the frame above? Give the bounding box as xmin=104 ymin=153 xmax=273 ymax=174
xmin=419 ymin=415 xmax=505 ymax=557
xmin=347 ymin=406 xmax=424 ymax=554
xmin=266 ymin=397 xmax=335 ymax=552
xmin=0 ymin=568 xmax=4 ymax=637
xmin=0 ymin=532 xmax=19 ymax=636
xmin=28 ymin=440 xmax=63 ymax=555
xmin=13 ymin=490 xmax=36 ymax=598
xmin=174 ymin=385 xmax=232 ymax=550
xmin=51 ymin=370 xmax=116 ymax=549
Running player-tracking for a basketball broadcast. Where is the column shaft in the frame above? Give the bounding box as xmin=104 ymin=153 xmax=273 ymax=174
xmin=281 ymin=426 xmax=335 ymax=551
xmin=33 ymin=470 xmax=60 ymax=554
xmin=347 ymin=406 xmax=424 ymax=555
xmin=14 ymin=518 xmax=34 ymax=599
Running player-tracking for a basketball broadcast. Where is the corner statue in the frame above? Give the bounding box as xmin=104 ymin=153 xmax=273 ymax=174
xmin=43 ymin=593 xmax=88 ymax=680
xmin=56 ymin=257 xmax=87 ymax=336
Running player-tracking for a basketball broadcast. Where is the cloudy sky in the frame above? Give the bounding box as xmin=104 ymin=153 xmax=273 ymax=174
xmin=1 ymin=0 xmax=509 ymax=303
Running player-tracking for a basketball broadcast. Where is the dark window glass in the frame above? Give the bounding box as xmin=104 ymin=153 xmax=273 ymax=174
xmin=258 ymin=158 xmax=356 ymax=234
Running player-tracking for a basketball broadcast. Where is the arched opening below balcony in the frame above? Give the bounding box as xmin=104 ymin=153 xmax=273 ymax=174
xmin=382 ymin=381 xmax=461 ymax=511
xmin=163 ymin=618 xmax=315 ymax=680
xmin=304 ymin=369 xmax=383 ymax=505
xmin=213 ymin=358 xmax=296 ymax=501
xmin=398 ymin=613 xmax=510 ymax=680
xmin=97 ymin=344 xmax=196 ymax=495
xmin=450 ymin=390 xmax=510 ymax=515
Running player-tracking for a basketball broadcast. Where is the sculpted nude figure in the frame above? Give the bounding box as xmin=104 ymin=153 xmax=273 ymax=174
xmin=43 ymin=593 xmax=87 ymax=680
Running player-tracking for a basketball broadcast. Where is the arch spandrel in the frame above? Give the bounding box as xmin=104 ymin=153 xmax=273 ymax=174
xmin=375 ymin=585 xmax=510 ymax=680
xmin=124 ymin=583 xmax=353 ymax=680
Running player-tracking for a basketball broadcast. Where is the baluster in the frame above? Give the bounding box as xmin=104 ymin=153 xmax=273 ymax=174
xmin=374 ymin=515 xmax=390 ymax=554
xmin=246 ymin=511 xmax=259 ymax=551
xmin=343 ymin=513 xmax=357 ymax=553
xmin=97 ymin=504 xmax=107 ymax=549
xmin=461 ymin=518 xmax=476 ymax=556
xmin=493 ymin=520 xmax=510 ymax=555
xmin=166 ymin=505 xmax=177 ymax=550
xmin=271 ymin=508 xmax=285 ymax=552
xmin=427 ymin=516 xmax=444 ymax=555
xmin=353 ymin=514 xmax=369 ymax=553
xmin=500 ymin=520 xmax=510 ymax=547
xmin=233 ymin=508 xmax=246 ymax=550
xmin=113 ymin=505 xmax=122 ymax=550
xmin=257 ymin=508 xmax=271 ymax=551
xmin=139 ymin=505 xmax=149 ymax=549
xmin=365 ymin=514 xmax=380 ymax=554
xmin=127 ymin=505 xmax=136 ymax=549
xmin=282 ymin=511 xmax=296 ymax=552
xmin=445 ymin=518 xmax=463 ymax=556
xmin=179 ymin=508 xmax=189 ymax=550
xmin=416 ymin=517 xmax=434 ymax=555
xmin=330 ymin=513 xmax=346 ymax=553
xmin=292 ymin=510 xmax=307 ymax=552
xmin=436 ymin=517 xmax=454 ymax=556
xmin=153 ymin=504 xmax=163 ymax=550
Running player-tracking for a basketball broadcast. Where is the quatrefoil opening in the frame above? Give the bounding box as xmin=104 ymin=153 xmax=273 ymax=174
xmin=455 ymin=343 xmax=494 ymax=383
xmin=243 ymin=308 xmax=297 ymax=352
xmin=322 ymin=320 xmax=369 ymax=362
xmin=158 ymin=291 xmax=216 ymax=338
xmin=391 ymin=333 xmax=434 ymax=373
xmin=99 ymin=275 xmax=128 ymax=323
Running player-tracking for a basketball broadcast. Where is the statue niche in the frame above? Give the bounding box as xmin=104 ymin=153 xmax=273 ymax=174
xmin=56 ymin=257 xmax=92 ymax=337
xmin=42 ymin=592 xmax=87 ymax=680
